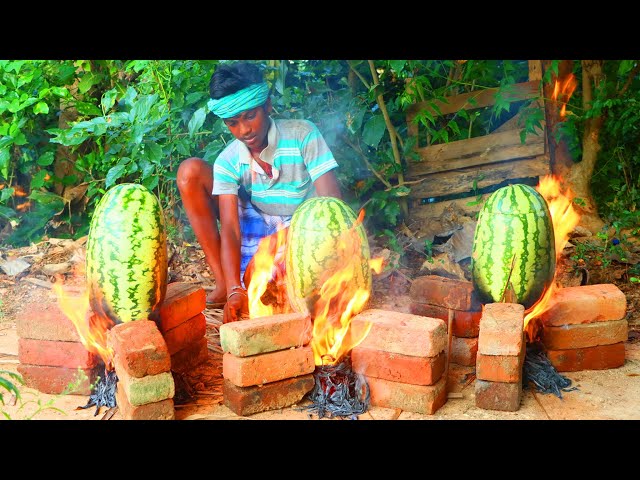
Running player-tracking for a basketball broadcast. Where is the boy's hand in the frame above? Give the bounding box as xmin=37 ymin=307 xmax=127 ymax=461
xmin=223 ymin=290 xmax=249 ymax=323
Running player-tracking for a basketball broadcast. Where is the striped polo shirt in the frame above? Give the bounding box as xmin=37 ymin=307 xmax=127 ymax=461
xmin=212 ymin=118 xmax=339 ymax=216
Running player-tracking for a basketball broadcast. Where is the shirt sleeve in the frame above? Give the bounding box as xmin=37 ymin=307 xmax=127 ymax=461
xmin=212 ymin=155 xmax=241 ymax=196
xmin=300 ymin=122 xmax=339 ymax=182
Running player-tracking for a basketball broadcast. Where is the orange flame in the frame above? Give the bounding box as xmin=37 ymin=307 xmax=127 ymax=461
xmin=310 ymin=209 xmax=383 ymax=366
xmin=523 ymin=175 xmax=581 ymax=339
xmin=551 ymin=74 xmax=577 ymax=119
xmin=247 ymin=226 xmax=292 ymax=318
xmin=52 ymin=276 xmax=115 ymax=368
xmin=13 ymin=185 xmax=28 ymax=197
xmin=15 ymin=201 xmax=32 ymax=211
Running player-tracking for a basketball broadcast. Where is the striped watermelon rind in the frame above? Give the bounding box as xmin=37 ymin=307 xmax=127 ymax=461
xmin=86 ymin=183 xmax=168 ymax=323
xmin=284 ymin=197 xmax=371 ymax=315
xmin=470 ymin=184 xmax=555 ymax=309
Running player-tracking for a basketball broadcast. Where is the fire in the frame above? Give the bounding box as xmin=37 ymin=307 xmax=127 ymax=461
xmin=247 ymin=226 xmax=291 ymax=318
xmin=52 ymin=276 xmax=115 ymax=368
xmin=523 ymin=174 xmax=581 ymax=338
xmin=310 ymin=209 xmax=383 ymax=366
xmin=551 ymin=73 xmax=577 ymax=119
xmin=246 ymin=208 xmax=383 ymax=367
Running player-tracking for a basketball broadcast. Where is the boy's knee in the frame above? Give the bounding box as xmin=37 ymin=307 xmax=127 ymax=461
xmin=177 ymin=157 xmax=204 ymax=188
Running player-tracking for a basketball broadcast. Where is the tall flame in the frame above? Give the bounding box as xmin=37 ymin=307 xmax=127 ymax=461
xmin=523 ymin=175 xmax=581 ymax=339
xmin=52 ymin=276 xmax=115 ymax=368
xmin=552 ymin=73 xmax=577 ymax=119
xmin=310 ymin=209 xmax=383 ymax=366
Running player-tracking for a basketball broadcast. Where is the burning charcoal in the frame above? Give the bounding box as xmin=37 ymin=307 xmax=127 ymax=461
xmin=523 ymin=342 xmax=578 ymax=399
xmin=78 ymin=367 xmax=118 ymax=416
xmin=298 ymin=355 xmax=370 ymax=419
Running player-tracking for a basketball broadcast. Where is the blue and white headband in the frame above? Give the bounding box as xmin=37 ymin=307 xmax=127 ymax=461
xmin=207 ymin=82 xmax=269 ymax=119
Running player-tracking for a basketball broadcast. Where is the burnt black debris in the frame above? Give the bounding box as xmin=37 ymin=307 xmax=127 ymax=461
xmin=78 ymin=367 xmax=118 ymax=416
xmin=299 ymin=355 xmax=370 ymax=420
xmin=523 ymin=342 xmax=578 ymax=399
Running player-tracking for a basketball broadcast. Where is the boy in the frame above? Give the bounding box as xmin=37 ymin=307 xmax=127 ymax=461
xmin=177 ymin=61 xmax=342 ymax=323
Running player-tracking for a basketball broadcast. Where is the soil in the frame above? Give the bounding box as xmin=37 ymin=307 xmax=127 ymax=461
xmin=1 ymin=236 xmax=639 ymax=421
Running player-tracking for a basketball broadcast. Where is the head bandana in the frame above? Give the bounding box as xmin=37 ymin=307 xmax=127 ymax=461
xmin=207 ymin=82 xmax=270 ymax=119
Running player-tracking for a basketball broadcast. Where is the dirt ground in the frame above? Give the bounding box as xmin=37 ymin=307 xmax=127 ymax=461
xmin=1 ymin=237 xmax=639 ymax=421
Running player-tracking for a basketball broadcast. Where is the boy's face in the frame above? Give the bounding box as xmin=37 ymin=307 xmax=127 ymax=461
xmin=223 ymin=99 xmax=272 ymax=154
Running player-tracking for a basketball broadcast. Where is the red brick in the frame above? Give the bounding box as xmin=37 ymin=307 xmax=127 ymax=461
xmin=539 ymin=284 xmax=627 ymax=327
xmin=17 ymin=300 xmax=82 ymax=342
xmin=16 ymin=364 xmax=101 ymax=395
xmin=219 ymin=312 xmax=312 ymax=357
xmin=351 ymin=309 xmax=447 ymax=358
xmin=351 ymin=346 xmax=445 ymax=386
xmin=115 ymin=384 xmax=174 ymax=420
xmin=171 ymin=337 xmax=209 ymax=374
xmin=477 ymin=342 xmax=525 ymax=383
xmin=107 ymin=320 xmax=171 ymax=378
xmin=410 ymin=302 xmax=481 ymax=338
xmin=478 ymin=303 xmax=524 ymax=356
xmin=162 ymin=313 xmax=206 ymax=356
xmin=366 ymin=375 xmax=447 ymax=415
xmin=409 ymin=275 xmax=481 ymax=311
xmin=18 ymin=338 xmax=99 ymax=369
xmin=542 ymin=319 xmax=628 ymax=350
xmin=546 ymin=342 xmax=626 ymax=372
xmin=450 ymin=336 xmax=478 ymax=366
xmin=223 ymin=346 xmax=315 ymax=387
xmin=157 ymin=282 xmax=206 ymax=333
xmin=223 ymin=374 xmax=315 ymax=416
xmin=475 ymin=379 xmax=522 ymax=412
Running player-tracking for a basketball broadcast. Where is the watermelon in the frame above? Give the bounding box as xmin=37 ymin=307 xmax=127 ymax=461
xmin=86 ymin=183 xmax=168 ymax=324
xmin=471 ymin=184 xmax=555 ymax=309
xmin=284 ymin=197 xmax=371 ymax=315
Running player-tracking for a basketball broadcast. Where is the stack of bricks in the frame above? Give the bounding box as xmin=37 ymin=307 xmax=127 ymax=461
xmin=16 ymin=301 xmax=102 ymax=395
xmin=156 ymin=283 xmax=209 ymax=373
xmin=219 ymin=312 xmax=315 ymax=416
xmin=409 ymin=275 xmax=482 ymax=367
xmin=538 ymin=284 xmax=627 ymax=372
xmin=349 ymin=309 xmax=449 ymax=415
xmin=107 ymin=320 xmax=175 ymax=420
xmin=475 ymin=303 xmax=525 ymax=412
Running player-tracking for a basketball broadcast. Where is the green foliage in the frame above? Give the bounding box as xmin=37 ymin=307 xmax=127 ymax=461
xmin=3 ymin=59 xmax=638 ymax=256
xmin=1 ymin=368 xmax=90 ymax=419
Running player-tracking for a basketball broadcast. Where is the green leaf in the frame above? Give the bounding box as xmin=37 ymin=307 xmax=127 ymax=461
xmin=30 ymin=170 xmax=50 ymax=189
xmin=101 ymin=88 xmax=118 ymax=113
xmin=0 ymin=187 xmax=14 ymax=203
xmin=362 ymin=115 xmax=386 ymax=148
xmin=188 ymin=107 xmax=206 ymax=137
xmin=520 ymin=129 xmax=527 ymax=144
xmin=0 ymin=205 xmax=16 ymax=219
xmin=0 ymin=148 xmax=9 ymax=179
xmin=28 ymin=190 xmax=64 ymax=208
xmin=105 ymin=164 xmax=126 ymax=188
xmin=142 ymin=175 xmax=159 ymax=191
xmin=33 ymin=101 xmax=49 ymax=115
xmin=78 ymin=73 xmax=96 ymax=94
xmin=50 ymin=86 xmax=69 ymax=97
xmin=144 ymin=142 xmax=163 ymax=163
xmin=76 ymin=102 xmax=102 ymax=117
xmin=389 ymin=60 xmax=406 ymax=73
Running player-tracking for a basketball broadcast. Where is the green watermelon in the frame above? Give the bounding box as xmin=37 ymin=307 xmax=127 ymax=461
xmin=86 ymin=183 xmax=168 ymax=324
xmin=471 ymin=184 xmax=555 ymax=309
xmin=285 ymin=197 xmax=371 ymax=315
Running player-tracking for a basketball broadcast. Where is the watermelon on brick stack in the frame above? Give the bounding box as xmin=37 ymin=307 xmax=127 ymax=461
xmin=471 ymin=184 xmax=555 ymax=309
xmin=284 ymin=196 xmax=372 ymax=315
xmin=86 ymin=183 xmax=168 ymax=324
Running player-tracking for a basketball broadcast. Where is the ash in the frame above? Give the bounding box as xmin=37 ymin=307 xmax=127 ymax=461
xmin=78 ymin=368 xmax=118 ymax=416
xmin=299 ymin=355 xmax=370 ymax=420
xmin=523 ymin=342 xmax=578 ymax=399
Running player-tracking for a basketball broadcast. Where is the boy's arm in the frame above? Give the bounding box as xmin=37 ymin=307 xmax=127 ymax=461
xmin=218 ymin=193 xmax=247 ymax=322
xmin=313 ymin=170 xmax=342 ymax=199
